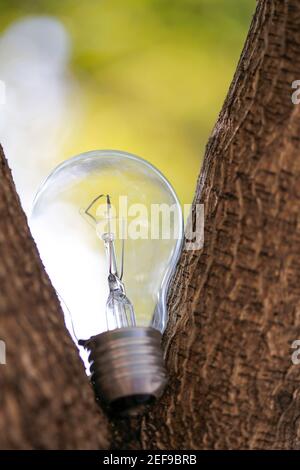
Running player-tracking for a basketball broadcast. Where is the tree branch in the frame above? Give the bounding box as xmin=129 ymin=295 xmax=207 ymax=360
xmin=0 ymin=146 xmax=110 ymax=449
xmin=141 ymin=0 xmax=300 ymax=449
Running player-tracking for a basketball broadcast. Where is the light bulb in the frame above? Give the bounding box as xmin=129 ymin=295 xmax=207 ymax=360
xmin=30 ymin=150 xmax=183 ymax=414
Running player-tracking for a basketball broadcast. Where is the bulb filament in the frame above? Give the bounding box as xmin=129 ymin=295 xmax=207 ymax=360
xmin=81 ymin=194 xmax=136 ymax=330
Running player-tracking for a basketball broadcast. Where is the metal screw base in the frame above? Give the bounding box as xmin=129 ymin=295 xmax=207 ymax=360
xmin=82 ymin=327 xmax=168 ymax=416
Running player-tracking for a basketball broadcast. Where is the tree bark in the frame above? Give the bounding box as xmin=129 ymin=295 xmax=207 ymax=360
xmin=0 ymin=146 xmax=110 ymax=449
xmin=139 ymin=0 xmax=300 ymax=450
xmin=2 ymin=0 xmax=300 ymax=450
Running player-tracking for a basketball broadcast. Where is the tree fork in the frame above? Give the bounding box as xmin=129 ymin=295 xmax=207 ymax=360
xmin=2 ymin=0 xmax=300 ymax=450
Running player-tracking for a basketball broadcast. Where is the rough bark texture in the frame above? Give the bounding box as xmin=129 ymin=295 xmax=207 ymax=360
xmin=0 ymin=146 xmax=110 ymax=449
xmin=139 ymin=0 xmax=300 ymax=450
xmin=2 ymin=0 xmax=300 ymax=451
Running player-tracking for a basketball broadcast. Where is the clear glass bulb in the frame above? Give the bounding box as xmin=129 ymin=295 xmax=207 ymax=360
xmin=30 ymin=150 xmax=183 ymax=413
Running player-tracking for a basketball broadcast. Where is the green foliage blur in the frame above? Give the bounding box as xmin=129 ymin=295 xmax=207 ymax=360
xmin=0 ymin=0 xmax=255 ymax=205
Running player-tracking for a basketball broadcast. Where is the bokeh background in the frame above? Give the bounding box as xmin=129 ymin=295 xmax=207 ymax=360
xmin=0 ymin=0 xmax=255 ymax=214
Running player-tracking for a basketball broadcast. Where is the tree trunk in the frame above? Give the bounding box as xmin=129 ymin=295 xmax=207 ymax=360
xmin=0 ymin=146 xmax=110 ymax=449
xmin=1 ymin=0 xmax=300 ymax=450
xmin=140 ymin=0 xmax=300 ymax=450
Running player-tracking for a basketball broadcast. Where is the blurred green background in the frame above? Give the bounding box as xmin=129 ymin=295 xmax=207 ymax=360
xmin=0 ymin=0 xmax=255 ymax=208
